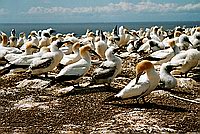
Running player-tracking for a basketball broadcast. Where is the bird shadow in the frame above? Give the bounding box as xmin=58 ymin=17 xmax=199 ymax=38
xmin=60 ymin=85 xmax=121 ymax=96
xmin=105 ymin=101 xmax=189 ymax=112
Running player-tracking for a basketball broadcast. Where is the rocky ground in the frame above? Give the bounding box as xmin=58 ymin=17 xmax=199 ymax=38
xmin=0 ymin=54 xmax=200 ymax=134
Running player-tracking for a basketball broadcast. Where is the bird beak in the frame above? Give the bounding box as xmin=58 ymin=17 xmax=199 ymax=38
xmin=135 ymin=72 xmax=142 ymax=84
xmin=189 ymin=40 xmax=193 ymax=46
xmin=89 ymin=49 xmax=101 ymax=59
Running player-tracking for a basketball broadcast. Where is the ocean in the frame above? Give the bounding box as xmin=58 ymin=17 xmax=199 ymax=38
xmin=0 ymin=21 xmax=200 ymax=37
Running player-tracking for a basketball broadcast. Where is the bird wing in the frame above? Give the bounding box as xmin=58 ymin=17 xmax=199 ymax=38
xmin=57 ymin=59 xmax=90 ymax=77
xmin=93 ymin=61 xmax=116 ymax=80
xmin=29 ymin=57 xmax=53 ymax=70
xmin=116 ymin=78 xmax=150 ymax=99
xmin=149 ymin=49 xmax=172 ymax=60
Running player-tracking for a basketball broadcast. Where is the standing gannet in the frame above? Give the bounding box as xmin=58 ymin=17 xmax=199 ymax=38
xmin=94 ymin=30 xmax=108 ymax=60
xmin=90 ymin=46 xmax=122 ymax=86
xmin=114 ymin=60 xmax=160 ymax=101
xmin=28 ymin=31 xmax=39 ymax=46
xmin=17 ymin=32 xmax=26 ymax=48
xmin=144 ymin=40 xmax=180 ymax=65
xmin=54 ymin=45 xmax=100 ymax=84
xmin=0 ymin=32 xmax=8 ymax=47
xmin=169 ymin=49 xmax=200 ymax=77
xmin=27 ymin=40 xmax=65 ymax=76
xmin=38 ymin=30 xmax=51 ymax=48
xmin=58 ymin=42 xmax=82 ymax=69
xmin=112 ymin=25 xmax=120 ymax=43
xmin=159 ymin=63 xmax=177 ymax=89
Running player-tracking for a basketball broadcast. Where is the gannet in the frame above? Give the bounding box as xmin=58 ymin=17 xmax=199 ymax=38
xmin=5 ymin=42 xmax=39 ymax=62
xmin=137 ymin=39 xmax=165 ymax=53
xmin=114 ymin=60 xmax=160 ymax=101
xmin=144 ymin=40 xmax=179 ymax=65
xmin=159 ymin=63 xmax=177 ymax=89
xmin=90 ymin=46 xmax=122 ymax=86
xmin=177 ymin=34 xmax=193 ymax=50
xmin=27 ymin=40 xmax=65 ymax=76
xmin=59 ymin=40 xmax=74 ymax=55
xmin=0 ymin=47 xmax=50 ymax=75
xmin=0 ymin=32 xmax=8 ymax=47
xmin=8 ymin=35 xmax=17 ymax=47
xmin=169 ymin=49 xmax=200 ymax=77
xmin=150 ymin=26 xmax=161 ymax=42
xmin=28 ymin=31 xmax=39 ymax=46
xmin=112 ymin=25 xmax=120 ymax=44
xmin=17 ymin=32 xmax=26 ymax=48
xmin=58 ymin=42 xmax=82 ymax=69
xmin=94 ymin=30 xmax=108 ymax=60
xmin=54 ymin=45 xmax=100 ymax=84
xmin=38 ymin=30 xmax=51 ymax=48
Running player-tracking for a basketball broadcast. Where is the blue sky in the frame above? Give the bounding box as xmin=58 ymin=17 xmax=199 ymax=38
xmin=0 ymin=0 xmax=200 ymax=23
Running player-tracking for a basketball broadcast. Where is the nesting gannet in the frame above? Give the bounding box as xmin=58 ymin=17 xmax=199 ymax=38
xmin=58 ymin=42 xmax=82 ymax=69
xmin=144 ymin=40 xmax=179 ymax=65
xmin=137 ymin=39 xmax=165 ymax=53
xmin=0 ymin=47 xmax=50 ymax=75
xmin=54 ymin=45 xmax=100 ymax=84
xmin=90 ymin=46 xmax=122 ymax=86
xmin=169 ymin=49 xmax=200 ymax=77
xmin=5 ymin=42 xmax=39 ymax=62
xmin=94 ymin=30 xmax=108 ymax=60
xmin=27 ymin=40 xmax=65 ymax=76
xmin=113 ymin=60 xmax=160 ymax=101
xmin=159 ymin=63 xmax=177 ymax=89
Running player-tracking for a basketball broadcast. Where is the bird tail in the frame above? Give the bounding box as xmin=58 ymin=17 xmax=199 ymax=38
xmin=0 ymin=64 xmax=13 ymax=75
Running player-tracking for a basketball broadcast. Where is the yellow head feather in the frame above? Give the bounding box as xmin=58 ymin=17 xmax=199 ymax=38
xmin=136 ymin=60 xmax=154 ymax=75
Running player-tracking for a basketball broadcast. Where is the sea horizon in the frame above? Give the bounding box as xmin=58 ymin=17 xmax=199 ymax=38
xmin=1 ymin=21 xmax=200 ymax=37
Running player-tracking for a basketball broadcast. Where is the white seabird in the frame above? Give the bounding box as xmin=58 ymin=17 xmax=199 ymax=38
xmin=58 ymin=42 xmax=83 ymax=69
xmin=169 ymin=49 xmax=200 ymax=77
xmin=91 ymin=46 xmax=122 ymax=86
xmin=94 ymin=30 xmax=108 ymax=60
xmin=27 ymin=40 xmax=65 ymax=76
xmin=38 ymin=30 xmax=51 ymax=48
xmin=159 ymin=62 xmax=177 ymax=89
xmin=54 ymin=45 xmax=100 ymax=84
xmin=5 ymin=42 xmax=39 ymax=62
xmin=113 ymin=60 xmax=160 ymax=101
xmin=0 ymin=47 xmax=50 ymax=75
xmin=144 ymin=40 xmax=180 ymax=65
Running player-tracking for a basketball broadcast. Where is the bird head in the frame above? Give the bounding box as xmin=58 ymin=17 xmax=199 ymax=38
xmin=135 ymin=60 xmax=154 ymax=84
xmin=72 ymin=42 xmax=83 ymax=52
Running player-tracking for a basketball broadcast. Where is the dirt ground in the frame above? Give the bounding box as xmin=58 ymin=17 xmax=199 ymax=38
xmin=0 ymin=55 xmax=200 ymax=134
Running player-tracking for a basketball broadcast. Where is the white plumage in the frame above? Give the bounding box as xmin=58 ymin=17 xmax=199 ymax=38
xmin=91 ymin=46 xmax=122 ymax=86
xmin=115 ymin=60 xmax=160 ymax=100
